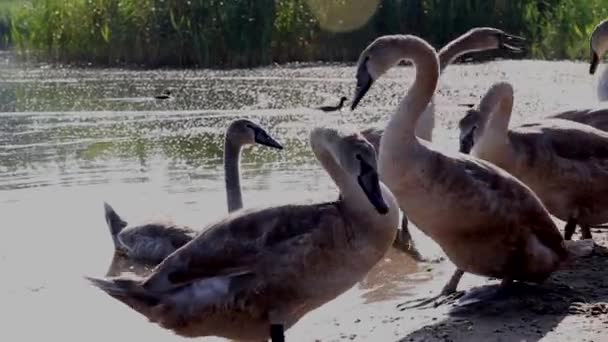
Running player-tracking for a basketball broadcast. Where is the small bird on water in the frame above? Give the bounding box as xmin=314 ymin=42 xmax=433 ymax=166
xmin=316 ymin=96 xmax=348 ymax=112
xmin=154 ymin=90 xmax=172 ymax=100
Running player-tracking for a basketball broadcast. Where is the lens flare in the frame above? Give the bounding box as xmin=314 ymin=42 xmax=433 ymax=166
xmin=306 ymin=0 xmax=380 ymax=33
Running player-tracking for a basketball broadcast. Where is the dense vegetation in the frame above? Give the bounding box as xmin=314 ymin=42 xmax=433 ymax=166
xmin=4 ymin=0 xmax=608 ymax=68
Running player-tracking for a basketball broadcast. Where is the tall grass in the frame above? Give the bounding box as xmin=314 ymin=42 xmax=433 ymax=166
xmin=0 ymin=0 xmax=26 ymax=49
xmin=8 ymin=0 xmax=608 ymax=67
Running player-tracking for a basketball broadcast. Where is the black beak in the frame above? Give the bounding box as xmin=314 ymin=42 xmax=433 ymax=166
xmin=254 ymin=129 xmax=283 ymax=150
xmin=590 ymin=51 xmax=600 ymax=75
xmin=351 ymin=73 xmax=373 ymax=111
xmin=457 ymin=103 xmax=476 ymax=109
xmin=357 ymin=157 xmax=389 ymax=214
xmin=459 ymin=126 xmax=477 ymax=154
xmin=499 ymin=33 xmax=526 ymax=53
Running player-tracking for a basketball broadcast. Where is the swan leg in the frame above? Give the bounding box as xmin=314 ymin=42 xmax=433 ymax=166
xmin=580 ymin=225 xmax=593 ymax=240
xmin=392 ymin=216 xmax=440 ymax=263
xmin=397 ymin=269 xmax=465 ymax=309
xmin=270 ymin=324 xmax=285 ymax=342
xmin=563 ymin=217 xmax=577 ymax=240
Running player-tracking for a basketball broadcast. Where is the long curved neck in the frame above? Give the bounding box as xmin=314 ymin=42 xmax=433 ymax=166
xmin=382 ymin=37 xmax=440 ymax=149
xmin=438 ymin=32 xmax=480 ymax=71
xmin=481 ymin=86 xmax=513 ymax=136
xmin=598 ymin=66 xmax=608 ymax=102
xmin=474 ymin=85 xmax=514 ymax=160
xmin=310 ymin=131 xmax=372 ymax=215
xmin=224 ymin=138 xmax=243 ymax=212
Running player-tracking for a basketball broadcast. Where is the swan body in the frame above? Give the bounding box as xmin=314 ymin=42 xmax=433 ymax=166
xmin=464 ymin=82 xmax=608 ymax=241
xmin=87 ymin=127 xmax=399 ymax=341
xmin=104 ymin=119 xmax=283 ymax=263
xmin=590 ymin=18 xmax=608 ymax=102
xmin=351 ymin=35 xmax=568 ymax=295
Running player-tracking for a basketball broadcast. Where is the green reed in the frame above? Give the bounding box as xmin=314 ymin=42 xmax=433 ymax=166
xmin=8 ymin=0 xmax=608 ymax=67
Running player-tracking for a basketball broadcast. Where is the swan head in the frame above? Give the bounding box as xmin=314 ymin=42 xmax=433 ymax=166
xmin=226 ymin=119 xmax=283 ymax=150
xmin=458 ymin=109 xmax=481 ymax=154
xmin=312 ymin=127 xmax=389 ymax=214
xmin=590 ymin=19 xmax=608 ymax=74
xmin=463 ymin=27 xmax=526 ymax=52
xmin=351 ymin=35 xmax=418 ymax=110
xmin=457 ymin=82 xmax=514 ymax=154
xmin=462 ymin=27 xmax=526 ymax=53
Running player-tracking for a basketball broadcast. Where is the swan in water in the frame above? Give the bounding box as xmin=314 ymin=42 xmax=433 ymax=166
xmin=350 ymin=34 xmax=589 ymax=304
xmin=459 ymin=81 xmax=608 ymax=242
xmin=104 ymin=119 xmax=283 ymax=263
xmin=356 ymin=27 xmax=525 ymax=260
xmin=87 ymin=126 xmax=399 ymax=342
xmin=590 ymin=18 xmax=608 ymax=102
xmin=316 ymin=96 xmax=348 ymax=112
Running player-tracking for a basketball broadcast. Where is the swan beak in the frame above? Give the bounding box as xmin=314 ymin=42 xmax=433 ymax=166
xmin=459 ymin=126 xmax=477 ymax=154
xmin=499 ymin=33 xmax=526 ymax=52
xmin=357 ymin=160 xmax=389 ymax=215
xmin=254 ymin=130 xmax=283 ymax=150
xmin=590 ymin=51 xmax=600 ymax=75
xmin=351 ymin=76 xmax=373 ymax=111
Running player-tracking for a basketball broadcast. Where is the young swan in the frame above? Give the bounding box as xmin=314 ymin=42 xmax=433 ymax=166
xmin=463 ymin=82 xmax=608 ymax=241
xmin=351 ymin=34 xmax=573 ymax=303
xmin=87 ymin=127 xmax=399 ymax=342
xmin=357 ymin=27 xmax=525 ymax=259
xmin=459 ymin=107 xmax=608 ymax=155
xmin=590 ymin=18 xmax=608 ymax=102
xmin=358 ymin=27 xmax=525 ymax=146
xmin=104 ymin=119 xmax=283 ymax=263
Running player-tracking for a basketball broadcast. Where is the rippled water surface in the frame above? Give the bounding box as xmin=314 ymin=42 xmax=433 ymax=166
xmin=0 ymin=54 xmax=600 ymax=340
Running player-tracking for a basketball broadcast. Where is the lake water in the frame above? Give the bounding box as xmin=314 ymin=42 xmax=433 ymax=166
xmin=0 ymin=54 xmax=601 ymax=341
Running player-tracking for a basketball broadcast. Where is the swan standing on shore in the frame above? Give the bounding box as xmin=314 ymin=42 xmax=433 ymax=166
xmin=459 ymin=82 xmax=608 ymax=241
xmin=357 ymin=27 xmax=525 ymax=259
xmin=104 ymin=119 xmax=283 ymax=263
xmin=351 ymin=34 xmax=575 ymax=303
xmin=87 ymin=127 xmax=399 ymax=342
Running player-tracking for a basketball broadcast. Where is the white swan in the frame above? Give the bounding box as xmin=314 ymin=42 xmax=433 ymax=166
xmin=104 ymin=119 xmax=283 ymax=263
xmin=357 ymin=27 xmax=525 ymax=259
xmin=590 ymin=18 xmax=608 ymax=102
xmin=351 ymin=34 xmax=572 ymax=302
xmin=87 ymin=126 xmax=399 ymax=342
xmin=461 ymin=82 xmax=608 ymax=241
